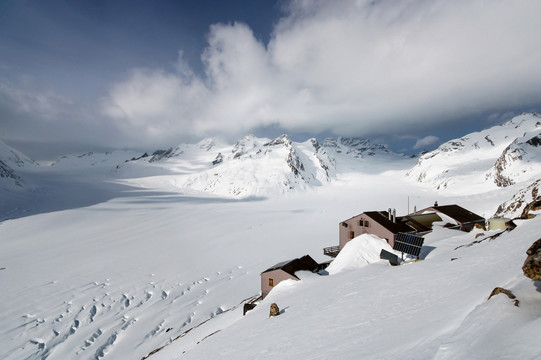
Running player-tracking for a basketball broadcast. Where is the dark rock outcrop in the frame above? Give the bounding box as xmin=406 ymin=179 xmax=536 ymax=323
xmin=523 ymin=238 xmax=541 ymax=281
xmin=488 ymin=287 xmax=519 ymax=307
xmin=494 ymin=178 xmax=541 ymax=218
xmin=212 ymin=153 xmax=223 ymax=165
xmin=269 ymin=303 xmax=280 ymax=317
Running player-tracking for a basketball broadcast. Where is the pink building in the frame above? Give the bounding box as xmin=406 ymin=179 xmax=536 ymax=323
xmin=330 ymin=204 xmax=484 ymax=256
xmin=338 ymin=210 xmax=416 ymax=250
xmin=260 ymin=255 xmax=319 ymax=299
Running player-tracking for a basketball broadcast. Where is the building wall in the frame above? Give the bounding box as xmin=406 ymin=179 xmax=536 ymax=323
xmin=339 ymin=213 xmax=395 ymax=250
xmin=261 ymin=269 xmax=298 ymax=299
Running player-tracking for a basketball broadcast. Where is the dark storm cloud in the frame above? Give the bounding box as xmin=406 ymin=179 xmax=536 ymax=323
xmin=2 ymin=0 xmax=541 ymax=158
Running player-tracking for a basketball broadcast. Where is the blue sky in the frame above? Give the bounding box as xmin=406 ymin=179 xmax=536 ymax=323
xmin=1 ymin=0 xmax=541 ymax=159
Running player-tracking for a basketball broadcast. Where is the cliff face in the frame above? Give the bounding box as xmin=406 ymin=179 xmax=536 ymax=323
xmin=494 ymin=178 xmax=541 ymax=218
xmin=489 ymin=132 xmax=541 ymax=187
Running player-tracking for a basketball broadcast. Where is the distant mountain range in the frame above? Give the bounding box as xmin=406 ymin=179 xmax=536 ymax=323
xmin=2 ymin=113 xmax=541 ymax=214
xmin=113 ymin=134 xmax=403 ymax=197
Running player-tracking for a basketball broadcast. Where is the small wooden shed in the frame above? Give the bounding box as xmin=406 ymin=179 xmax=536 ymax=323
xmin=260 ymin=255 xmax=319 ymax=299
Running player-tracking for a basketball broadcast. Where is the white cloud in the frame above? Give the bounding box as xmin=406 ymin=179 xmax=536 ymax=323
xmin=414 ymin=135 xmax=440 ymax=150
xmin=102 ymin=0 xmax=541 ymax=144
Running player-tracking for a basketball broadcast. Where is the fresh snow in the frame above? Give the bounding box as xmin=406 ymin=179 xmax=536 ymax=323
xmin=1 ymin=122 xmax=541 ymax=359
xmin=326 ymin=234 xmax=397 ymax=275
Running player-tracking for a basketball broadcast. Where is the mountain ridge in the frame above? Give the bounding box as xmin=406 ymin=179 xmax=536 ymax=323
xmin=406 ymin=113 xmax=541 ymax=193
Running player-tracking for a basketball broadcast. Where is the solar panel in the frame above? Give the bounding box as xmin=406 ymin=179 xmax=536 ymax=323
xmin=393 ymin=232 xmax=425 ymax=257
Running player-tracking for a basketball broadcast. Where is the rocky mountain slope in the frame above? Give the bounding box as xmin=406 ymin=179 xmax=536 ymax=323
xmin=487 ymin=129 xmax=541 ymax=187
xmin=0 ymin=140 xmax=36 ymax=188
xmin=406 ymin=113 xmax=541 ymax=192
xmin=494 ymin=178 xmax=541 ymax=218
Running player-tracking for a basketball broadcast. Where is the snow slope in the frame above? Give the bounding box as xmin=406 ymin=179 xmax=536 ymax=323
xmin=1 ymin=167 xmax=439 ymax=360
xmin=406 ymin=113 xmax=541 ymax=194
xmin=2 ymin=120 xmax=541 ymax=359
xmin=163 ymin=216 xmax=541 ymax=360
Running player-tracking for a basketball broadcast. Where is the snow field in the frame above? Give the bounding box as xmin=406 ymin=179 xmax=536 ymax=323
xmin=1 ymin=118 xmax=541 ymax=359
xmin=1 ymin=163 xmax=447 ymax=359
xmin=175 ymin=217 xmax=541 ymax=360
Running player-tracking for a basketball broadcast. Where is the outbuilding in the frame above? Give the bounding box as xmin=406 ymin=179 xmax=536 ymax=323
xmin=260 ymin=255 xmax=319 ymax=299
xmin=415 ymin=204 xmax=485 ymax=231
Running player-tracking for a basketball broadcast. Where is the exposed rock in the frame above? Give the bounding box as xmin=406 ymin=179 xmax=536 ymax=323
xmin=0 ymin=160 xmax=23 ymax=187
xmin=263 ymin=134 xmax=291 ymax=147
xmin=490 ymin=130 xmax=541 ymax=187
xmin=523 ymin=238 xmax=541 ymax=281
xmin=494 ymin=178 xmax=541 ymax=218
xmin=212 ymin=153 xmax=223 ymax=166
xmin=488 ymin=287 xmax=519 ymax=307
xmin=149 ymin=148 xmax=174 ymax=162
xmin=269 ymin=303 xmax=280 ymax=317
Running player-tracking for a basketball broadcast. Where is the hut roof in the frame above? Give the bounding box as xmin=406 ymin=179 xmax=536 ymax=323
xmin=422 ymin=204 xmax=485 ymax=224
xmin=262 ymin=255 xmax=319 ymax=279
xmin=362 ymin=211 xmax=417 ymax=234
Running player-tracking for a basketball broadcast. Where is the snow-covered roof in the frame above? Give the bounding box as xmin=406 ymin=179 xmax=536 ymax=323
xmin=420 ymin=204 xmax=485 ymax=224
xmin=261 ymin=255 xmax=319 ymax=278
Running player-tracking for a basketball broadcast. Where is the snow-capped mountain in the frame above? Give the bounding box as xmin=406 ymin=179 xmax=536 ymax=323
xmin=406 ymin=113 xmax=541 ymax=192
xmin=0 ymin=140 xmax=36 ymax=188
xmin=117 ymin=134 xmax=403 ymax=197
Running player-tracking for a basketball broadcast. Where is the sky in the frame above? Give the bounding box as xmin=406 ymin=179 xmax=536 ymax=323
xmin=1 ymin=0 xmax=541 ymax=160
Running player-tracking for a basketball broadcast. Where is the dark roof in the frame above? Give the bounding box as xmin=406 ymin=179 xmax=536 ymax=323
xmin=262 ymin=255 xmax=319 ymax=278
xmin=363 ymin=211 xmax=416 ymax=234
xmin=423 ymin=205 xmax=485 ymax=224
xmin=402 ymin=213 xmax=442 ymax=232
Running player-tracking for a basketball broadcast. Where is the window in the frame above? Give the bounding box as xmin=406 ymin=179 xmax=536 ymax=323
xmin=360 ymin=220 xmax=369 ymax=227
xmin=341 ymin=222 xmax=348 ymax=228
xmin=364 ymin=220 xmax=369 ymax=227
xmin=350 ymin=231 xmax=355 ymax=239
xmin=269 ymin=278 xmax=274 ymax=287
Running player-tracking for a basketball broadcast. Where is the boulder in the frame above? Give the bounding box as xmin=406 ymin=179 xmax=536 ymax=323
xmin=523 ymin=238 xmax=541 ymax=281
xmin=488 ymin=287 xmax=519 ymax=307
xmin=269 ymin=303 xmax=280 ymax=317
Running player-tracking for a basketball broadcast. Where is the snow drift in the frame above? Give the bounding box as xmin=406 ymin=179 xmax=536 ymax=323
xmin=326 ymin=234 xmax=396 ymax=275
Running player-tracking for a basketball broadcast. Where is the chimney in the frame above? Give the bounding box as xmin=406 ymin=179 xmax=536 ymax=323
xmin=388 ymin=208 xmax=392 ymax=221
xmin=434 ymin=201 xmax=439 ymax=207
xmin=414 ymin=205 xmax=417 ymax=215
xmin=392 ymin=209 xmax=396 ymax=223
